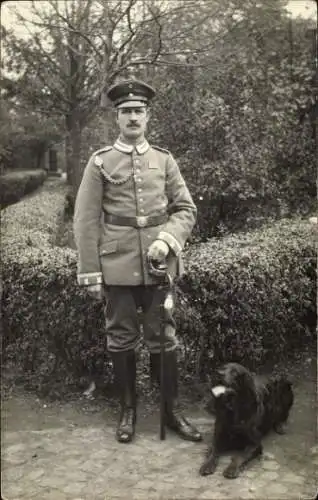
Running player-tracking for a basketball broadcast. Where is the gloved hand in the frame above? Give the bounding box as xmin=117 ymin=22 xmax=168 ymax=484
xmin=86 ymin=284 xmax=104 ymax=301
xmin=147 ymin=239 xmax=169 ymax=262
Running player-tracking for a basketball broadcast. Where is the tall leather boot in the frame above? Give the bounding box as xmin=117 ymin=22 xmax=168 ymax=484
xmin=150 ymin=350 xmax=202 ymax=442
xmin=111 ymin=350 xmax=137 ymax=443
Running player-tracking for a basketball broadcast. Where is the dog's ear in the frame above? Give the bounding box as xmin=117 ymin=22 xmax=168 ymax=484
xmin=236 ymin=366 xmax=255 ymax=389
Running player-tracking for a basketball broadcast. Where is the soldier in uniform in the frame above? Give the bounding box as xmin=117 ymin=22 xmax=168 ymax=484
xmin=74 ymin=79 xmax=202 ymax=444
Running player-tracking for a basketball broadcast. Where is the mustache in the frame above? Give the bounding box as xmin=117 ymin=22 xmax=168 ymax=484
xmin=128 ymin=122 xmax=139 ymax=127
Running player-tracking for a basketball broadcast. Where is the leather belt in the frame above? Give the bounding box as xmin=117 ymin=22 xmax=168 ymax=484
xmin=104 ymin=213 xmax=168 ymax=228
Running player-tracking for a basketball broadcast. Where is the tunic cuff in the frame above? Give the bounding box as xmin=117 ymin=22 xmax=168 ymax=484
xmin=77 ymin=272 xmax=103 ymax=286
xmin=157 ymin=231 xmax=183 ymax=256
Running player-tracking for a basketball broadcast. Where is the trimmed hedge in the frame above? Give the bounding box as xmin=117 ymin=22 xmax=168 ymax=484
xmin=1 ymin=182 xmax=112 ymax=394
xmin=1 ymin=181 xmax=316 ymax=395
xmin=177 ymin=219 xmax=316 ymax=378
xmin=0 ymin=169 xmax=47 ymax=208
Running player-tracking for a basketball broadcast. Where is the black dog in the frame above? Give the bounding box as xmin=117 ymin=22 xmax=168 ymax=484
xmin=199 ymin=362 xmax=294 ymax=479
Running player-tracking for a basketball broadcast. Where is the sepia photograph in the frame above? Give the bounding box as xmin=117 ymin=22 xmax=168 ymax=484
xmin=1 ymin=0 xmax=317 ymax=499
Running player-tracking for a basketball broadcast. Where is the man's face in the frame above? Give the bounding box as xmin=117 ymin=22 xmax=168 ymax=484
xmin=116 ymin=106 xmax=149 ymax=141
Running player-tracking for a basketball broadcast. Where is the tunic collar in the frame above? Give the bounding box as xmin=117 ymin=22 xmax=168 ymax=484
xmin=114 ymin=138 xmax=149 ymax=155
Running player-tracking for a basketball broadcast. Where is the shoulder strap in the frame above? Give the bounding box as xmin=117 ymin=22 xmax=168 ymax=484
xmin=151 ymin=145 xmax=170 ymax=155
xmin=93 ymin=145 xmax=113 ymax=155
xmin=93 ymin=146 xmax=132 ymax=185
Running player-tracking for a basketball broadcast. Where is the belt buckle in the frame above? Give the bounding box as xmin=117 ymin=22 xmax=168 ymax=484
xmin=136 ymin=215 xmax=148 ymax=227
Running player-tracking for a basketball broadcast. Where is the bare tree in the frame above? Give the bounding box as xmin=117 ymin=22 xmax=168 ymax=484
xmin=1 ymin=0 xmax=225 ymax=197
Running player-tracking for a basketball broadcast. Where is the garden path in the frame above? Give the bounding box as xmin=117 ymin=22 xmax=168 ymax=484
xmin=1 ymin=351 xmax=317 ymax=500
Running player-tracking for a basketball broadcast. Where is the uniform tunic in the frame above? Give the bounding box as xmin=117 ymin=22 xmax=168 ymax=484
xmin=74 ymin=138 xmax=197 ymax=288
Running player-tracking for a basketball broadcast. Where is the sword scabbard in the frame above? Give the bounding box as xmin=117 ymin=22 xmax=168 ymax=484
xmin=160 ymin=302 xmax=166 ymax=440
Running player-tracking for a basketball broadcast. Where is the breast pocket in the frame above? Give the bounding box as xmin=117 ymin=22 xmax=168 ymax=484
xmin=99 ymin=240 xmax=118 ymax=256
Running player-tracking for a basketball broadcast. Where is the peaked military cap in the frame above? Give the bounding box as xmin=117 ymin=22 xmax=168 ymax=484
xmin=107 ymin=79 xmax=156 ymax=108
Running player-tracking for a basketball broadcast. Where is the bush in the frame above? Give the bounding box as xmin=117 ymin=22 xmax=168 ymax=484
xmin=177 ymin=218 xmax=316 ymax=378
xmin=1 ymin=181 xmax=113 ymax=395
xmin=0 ymin=169 xmax=47 ymax=208
xmin=2 ymin=182 xmax=316 ymax=396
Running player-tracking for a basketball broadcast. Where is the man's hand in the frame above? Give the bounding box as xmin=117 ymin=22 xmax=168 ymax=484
xmin=86 ymin=284 xmax=104 ymax=300
xmin=147 ymin=239 xmax=169 ymax=262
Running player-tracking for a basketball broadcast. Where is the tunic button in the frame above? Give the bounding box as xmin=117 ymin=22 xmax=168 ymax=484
xmin=133 ymin=271 xmax=140 ymax=277
xmin=138 ymin=188 xmax=142 ymax=192
xmin=140 ymin=208 xmax=145 ymax=213
xmin=135 ymin=168 xmax=140 ymax=173
xmin=140 ymin=198 xmax=143 ymax=202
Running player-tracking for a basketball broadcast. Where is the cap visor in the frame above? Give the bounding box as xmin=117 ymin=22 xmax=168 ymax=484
xmin=116 ymin=100 xmax=148 ymax=109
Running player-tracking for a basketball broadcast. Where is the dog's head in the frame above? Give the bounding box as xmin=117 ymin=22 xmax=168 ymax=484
xmin=209 ymin=384 xmax=237 ymax=415
xmin=217 ymin=363 xmax=255 ymax=391
xmin=208 ymin=363 xmax=259 ymax=421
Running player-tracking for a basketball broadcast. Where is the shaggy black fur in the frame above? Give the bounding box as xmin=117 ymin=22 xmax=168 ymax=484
xmin=199 ymin=362 xmax=294 ymax=479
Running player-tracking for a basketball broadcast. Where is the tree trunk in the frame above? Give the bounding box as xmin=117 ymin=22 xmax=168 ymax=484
xmin=65 ymin=114 xmax=83 ymax=206
xmin=103 ymin=107 xmax=113 ymax=144
xmin=100 ymin=92 xmax=114 ymax=144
